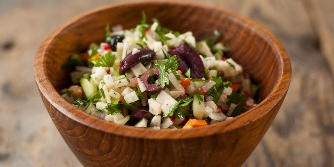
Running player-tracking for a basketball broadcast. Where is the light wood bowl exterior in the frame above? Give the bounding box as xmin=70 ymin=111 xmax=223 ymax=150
xmin=34 ymin=1 xmax=291 ymax=167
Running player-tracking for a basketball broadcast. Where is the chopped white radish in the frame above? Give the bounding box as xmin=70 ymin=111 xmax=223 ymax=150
xmin=131 ymin=63 xmax=147 ymax=77
xmin=198 ymin=41 xmax=214 ymax=57
xmin=105 ymin=113 xmax=124 ymax=122
xmin=149 ymin=115 xmax=161 ymax=127
xmin=209 ymin=112 xmax=227 ymax=121
xmin=204 ymin=106 xmax=213 ymax=118
xmin=227 ymin=103 xmax=237 ymax=116
xmin=200 ymin=81 xmax=216 ymax=94
xmin=169 ymin=90 xmax=184 ymax=98
xmin=151 ymin=22 xmax=159 ymax=32
xmin=186 ymin=82 xmax=197 ymax=95
xmin=194 ymin=80 xmax=206 ymax=88
xmin=109 ymin=89 xmax=121 ymax=99
xmin=148 ymin=98 xmax=162 ymax=115
xmin=205 ymin=101 xmax=217 ymax=113
xmin=115 ymin=115 xmax=130 ymax=125
xmin=96 ymin=102 xmax=107 ymax=110
xmin=137 ymin=78 xmax=147 ymax=92
xmin=132 ymin=48 xmax=140 ymax=55
xmin=168 ymin=73 xmax=185 ymax=92
xmin=102 ymin=85 xmax=111 ymax=103
xmin=156 ymin=90 xmax=177 ymax=106
xmin=223 ymin=87 xmax=233 ymax=96
xmin=193 ymin=95 xmax=205 ymax=119
xmin=124 ymin=91 xmax=139 ymax=104
xmin=246 ymin=98 xmax=255 ymax=107
xmin=114 ymin=76 xmax=129 ymax=88
xmin=161 ymin=117 xmax=174 ymax=129
xmin=135 ymin=118 xmax=148 ymax=128
xmin=109 ymin=67 xmax=115 ymax=75
xmin=218 ymin=93 xmax=228 ymax=104
xmin=121 ymin=87 xmax=133 ymax=96
xmin=103 ymin=75 xmax=115 ymax=89
xmin=91 ymin=67 xmax=108 ymax=83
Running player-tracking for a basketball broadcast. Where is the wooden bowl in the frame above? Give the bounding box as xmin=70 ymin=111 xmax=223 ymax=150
xmin=34 ymin=1 xmax=291 ymax=167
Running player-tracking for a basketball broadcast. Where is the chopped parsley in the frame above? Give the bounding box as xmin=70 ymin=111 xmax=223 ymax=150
xmin=205 ymin=77 xmax=231 ymax=103
xmin=155 ymin=55 xmax=178 ymax=87
xmin=90 ymin=51 xmax=116 ymax=67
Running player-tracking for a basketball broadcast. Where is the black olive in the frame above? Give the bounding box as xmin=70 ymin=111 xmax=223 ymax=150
xmin=106 ymin=35 xmax=124 ymax=51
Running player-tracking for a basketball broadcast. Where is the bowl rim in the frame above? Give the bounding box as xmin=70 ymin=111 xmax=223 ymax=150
xmin=34 ymin=0 xmax=291 ymax=139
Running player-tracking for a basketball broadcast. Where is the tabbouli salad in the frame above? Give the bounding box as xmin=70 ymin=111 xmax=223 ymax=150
xmin=61 ymin=13 xmax=259 ymax=129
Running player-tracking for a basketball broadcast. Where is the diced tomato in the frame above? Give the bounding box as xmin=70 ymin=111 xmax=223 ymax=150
xmin=230 ymin=83 xmax=240 ymax=92
xmin=180 ymin=78 xmax=191 ymax=89
xmin=183 ymin=119 xmax=207 ymax=129
xmin=144 ymin=28 xmax=151 ymax=33
xmin=103 ymin=44 xmax=111 ymax=51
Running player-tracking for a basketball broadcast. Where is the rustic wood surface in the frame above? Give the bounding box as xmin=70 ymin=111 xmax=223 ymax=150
xmin=0 ymin=0 xmax=333 ymax=167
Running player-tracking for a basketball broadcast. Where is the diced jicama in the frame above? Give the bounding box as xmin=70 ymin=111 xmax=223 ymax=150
xmin=114 ymin=76 xmax=129 ymax=88
xmin=149 ymin=115 xmax=161 ymax=127
xmin=131 ymin=63 xmax=147 ymax=77
xmin=148 ymin=98 xmax=162 ymax=115
xmin=109 ymin=89 xmax=121 ymax=99
xmin=115 ymin=115 xmax=130 ymax=125
xmin=121 ymin=42 xmax=128 ymax=60
xmin=156 ymin=90 xmax=177 ymax=105
xmin=209 ymin=112 xmax=227 ymax=121
xmin=168 ymin=73 xmax=185 ymax=93
xmin=135 ymin=118 xmax=148 ymax=128
xmin=223 ymin=87 xmax=233 ymax=96
xmin=200 ymin=81 xmax=216 ymax=94
xmin=105 ymin=113 xmax=124 ymax=122
xmin=102 ymin=85 xmax=112 ymax=103
xmin=91 ymin=67 xmax=108 ymax=83
xmin=193 ymin=95 xmax=205 ymax=120
xmin=169 ymin=90 xmax=184 ymax=99
xmin=198 ymin=41 xmax=214 ymax=57
xmin=194 ymin=80 xmax=206 ymax=89
xmin=137 ymin=78 xmax=147 ymax=92
xmin=161 ymin=117 xmax=174 ymax=129
xmin=121 ymin=87 xmax=133 ymax=96
xmin=227 ymin=103 xmax=237 ymax=116
xmin=103 ymin=75 xmax=115 ymax=89
xmin=96 ymin=102 xmax=107 ymax=110
xmin=186 ymin=82 xmax=197 ymax=95
xmin=205 ymin=101 xmax=217 ymax=113
xmin=123 ymin=91 xmax=139 ymax=104
xmin=204 ymin=106 xmax=213 ymax=118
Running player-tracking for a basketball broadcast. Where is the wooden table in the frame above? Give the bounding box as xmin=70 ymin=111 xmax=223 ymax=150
xmin=0 ymin=0 xmax=333 ymax=166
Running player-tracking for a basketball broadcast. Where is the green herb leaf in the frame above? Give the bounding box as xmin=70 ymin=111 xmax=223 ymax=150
xmin=226 ymin=61 xmax=236 ymax=69
xmin=185 ymin=69 xmax=191 ymax=78
xmin=89 ymin=43 xmax=99 ymax=57
xmin=61 ymin=54 xmax=85 ymax=70
xmin=92 ymin=51 xmax=116 ymax=67
xmin=205 ymin=77 xmax=231 ymax=103
xmin=155 ymin=55 xmax=178 ymax=87
xmin=141 ymin=11 xmax=147 ymax=24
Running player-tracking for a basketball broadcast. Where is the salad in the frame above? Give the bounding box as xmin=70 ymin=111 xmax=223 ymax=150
xmin=61 ymin=13 xmax=259 ymax=129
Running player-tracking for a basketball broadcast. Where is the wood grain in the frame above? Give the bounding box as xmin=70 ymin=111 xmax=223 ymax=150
xmin=34 ymin=1 xmax=290 ymax=167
